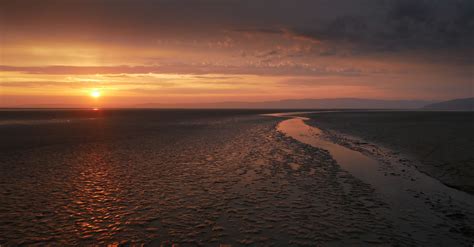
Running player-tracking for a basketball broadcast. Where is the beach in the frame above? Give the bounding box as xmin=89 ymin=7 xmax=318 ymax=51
xmin=305 ymin=111 xmax=474 ymax=194
xmin=0 ymin=110 xmax=473 ymax=245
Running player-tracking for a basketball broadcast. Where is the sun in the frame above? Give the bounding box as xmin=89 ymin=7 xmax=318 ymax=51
xmin=90 ymin=89 xmax=101 ymax=98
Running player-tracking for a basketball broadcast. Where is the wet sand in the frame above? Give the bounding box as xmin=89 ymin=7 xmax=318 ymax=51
xmin=0 ymin=110 xmax=473 ymax=245
xmin=304 ymin=111 xmax=474 ymax=194
xmin=276 ymin=114 xmax=473 ymax=246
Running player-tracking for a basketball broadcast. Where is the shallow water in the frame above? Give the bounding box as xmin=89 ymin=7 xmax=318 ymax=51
xmin=277 ymin=116 xmax=474 ymax=245
xmin=304 ymin=111 xmax=474 ymax=193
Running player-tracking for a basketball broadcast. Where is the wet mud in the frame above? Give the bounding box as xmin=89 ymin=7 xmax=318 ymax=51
xmin=0 ymin=110 xmax=472 ymax=245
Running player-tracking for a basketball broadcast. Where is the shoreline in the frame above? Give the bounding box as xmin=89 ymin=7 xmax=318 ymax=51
xmin=304 ymin=111 xmax=474 ymax=195
xmin=273 ymin=114 xmax=474 ymax=243
xmin=314 ymin=124 xmax=473 ymax=195
xmin=266 ymin=110 xmax=473 ymax=194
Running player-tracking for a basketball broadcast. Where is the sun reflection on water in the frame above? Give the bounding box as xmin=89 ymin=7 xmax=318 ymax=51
xmin=67 ymin=147 xmax=126 ymax=244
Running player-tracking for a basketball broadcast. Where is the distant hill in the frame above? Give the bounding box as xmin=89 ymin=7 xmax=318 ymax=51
xmin=134 ymin=98 xmax=433 ymax=109
xmin=423 ymin=98 xmax=474 ymax=111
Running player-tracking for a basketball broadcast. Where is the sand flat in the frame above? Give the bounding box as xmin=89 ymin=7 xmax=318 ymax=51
xmin=277 ymin=115 xmax=474 ymax=246
xmin=0 ymin=110 xmax=472 ymax=245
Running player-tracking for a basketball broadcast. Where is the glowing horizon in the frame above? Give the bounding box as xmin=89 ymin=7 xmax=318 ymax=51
xmin=1 ymin=0 xmax=473 ymax=107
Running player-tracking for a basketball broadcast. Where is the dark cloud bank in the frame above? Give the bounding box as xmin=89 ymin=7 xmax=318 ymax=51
xmin=2 ymin=0 xmax=473 ymax=56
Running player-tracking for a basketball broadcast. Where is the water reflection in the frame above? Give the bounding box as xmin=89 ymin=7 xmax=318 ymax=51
xmin=66 ymin=146 xmax=127 ymax=244
xmin=277 ymin=117 xmax=474 ymax=243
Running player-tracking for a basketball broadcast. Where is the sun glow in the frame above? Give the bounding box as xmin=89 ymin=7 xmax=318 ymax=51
xmin=90 ymin=89 xmax=101 ymax=98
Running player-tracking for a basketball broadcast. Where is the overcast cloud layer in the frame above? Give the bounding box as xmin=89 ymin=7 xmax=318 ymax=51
xmin=1 ymin=0 xmax=473 ymax=106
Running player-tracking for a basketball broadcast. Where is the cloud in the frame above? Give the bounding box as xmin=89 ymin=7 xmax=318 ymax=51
xmin=126 ymin=87 xmax=266 ymax=95
xmin=1 ymin=0 xmax=473 ymax=102
xmin=231 ymin=28 xmax=284 ymax=35
xmin=0 ymin=64 xmax=367 ymax=77
xmin=0 ymin=81 xmax=86 ymax=88
xmin=1 ymin=0 xmax=472 ymax=63
xmin=287 ymin=0 xmax=474 ymax=53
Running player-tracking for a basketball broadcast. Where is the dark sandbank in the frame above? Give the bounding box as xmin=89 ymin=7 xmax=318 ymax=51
xmin=306 ymin=111 xmax=474 ymax=194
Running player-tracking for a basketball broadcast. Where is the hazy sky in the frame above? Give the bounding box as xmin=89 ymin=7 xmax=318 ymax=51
xmin=1 ymin=0 xmax=473 ymax=107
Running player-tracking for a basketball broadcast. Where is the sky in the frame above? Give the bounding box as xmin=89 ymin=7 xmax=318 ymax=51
xmin=1 ymin=0 xmax=473 ymax=107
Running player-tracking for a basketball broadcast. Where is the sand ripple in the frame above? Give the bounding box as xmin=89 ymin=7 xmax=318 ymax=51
xmin=0 ymin=115 xmax=431 ymax=245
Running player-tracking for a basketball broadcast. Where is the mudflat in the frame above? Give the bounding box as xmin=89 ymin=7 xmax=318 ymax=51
xmin=306 ymin=111 xmax=474 ymax=194
xmin=0 ymin=110 xmax=472 ymax=245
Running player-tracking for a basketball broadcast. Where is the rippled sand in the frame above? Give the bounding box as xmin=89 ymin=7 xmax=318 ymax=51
xmin=0 ymin=111 xmax=470 ymax=245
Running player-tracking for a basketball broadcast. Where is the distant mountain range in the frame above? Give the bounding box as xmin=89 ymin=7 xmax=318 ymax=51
xmin=423 ymin=97 xmax=474 ymax=111
xmin=133 ymin=98 xmax=433 ymax=109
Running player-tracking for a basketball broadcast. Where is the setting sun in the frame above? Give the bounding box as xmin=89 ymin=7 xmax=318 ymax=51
xmin=90 ymin=90 xmax=101 ymax=98
xmin=1 ymin=0 xmax=473 ymax=245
